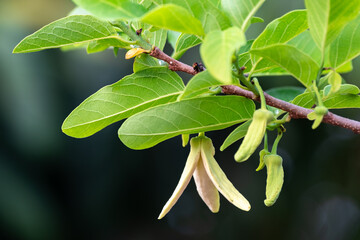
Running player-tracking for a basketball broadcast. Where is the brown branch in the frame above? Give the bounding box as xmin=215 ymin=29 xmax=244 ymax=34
xmin=149 ymin=47 xmax=360 ymax=134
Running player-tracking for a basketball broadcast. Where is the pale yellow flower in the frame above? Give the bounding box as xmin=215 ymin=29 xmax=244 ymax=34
xmin=158 ymin=136 xmax=251 ymax=219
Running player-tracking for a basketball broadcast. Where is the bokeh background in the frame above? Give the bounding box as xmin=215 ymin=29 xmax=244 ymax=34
xmin=1 ymin=0 xmax=360 ymax=239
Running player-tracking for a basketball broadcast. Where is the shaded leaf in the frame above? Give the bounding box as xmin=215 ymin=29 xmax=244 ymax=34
xmin=200 ymin=27 xmax=246 ymax=84
xmin=266 ymin=86 xmax=305 ymax=114
xmin=119 ymin=96 xmax=255 ymax=149
xmin=220 ymin=120 xmax=252 ymax=151
xmin=172 ymin=33 xmax=202 ymax=60
xmin=62 ymin=67 xmax=184 ymax=138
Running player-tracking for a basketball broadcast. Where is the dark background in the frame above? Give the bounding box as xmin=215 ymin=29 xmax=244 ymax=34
xmin=1 ymin=0 xmax=359 ymax=239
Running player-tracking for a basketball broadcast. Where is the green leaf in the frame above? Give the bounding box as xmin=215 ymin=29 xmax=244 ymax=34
xmin=62 ymin=67 xmax=184 ymax=138
xmin=72 ymin=0 xmax=147 ymax=20
xmin=132 ymin=22 xmax=168 ymax=50
xmin=172 ymin=33 xmax=202 ymax=60
xmin=288 ymin=30 xmax=354 ymax=73
xmin=86 ymin=36 xmax=135 ymax=54
xmin=200 ymin=27 xmax=246 ymax=84
xmin=141 ymin=4 xmax=204 ymax=35
xmin=322 ymin=85 xmax=360 ymax=108
xmin=220 ymin=120 xmax=252 ymax=151
xmin=167 ymin=30 xmax=181 ymax=50
xmin=250 ymin=44 xmax=319 ymax=87
xmin=252 ymin=10 xmax=308 ymax=50
xmin=13 ymin=15 xmax=123 ymax=53
xmin=153 ymin=0 xmax=231 ymax=33
xmin=180 ymin=70 xmax=237 ymax=100
xmin=326 ymin=70 xmax=342 ymax=94
xmin=291 ymin=92 xmax=314 ymax=108
xmin=305 ymin=0 xmax=360 ymax=51
xmin=292 ymin=84 xmax=360 ymax=109
xmin=118 ymin=96 xmax=255 ymax=149
xmin=221 ymin=0 xmax=265 ymax=32
xmin=133 ymin=54 xmax=160 ymax=72
xmin=246 ymin=10 xmax=309 ymax=75
xmin=329 ymin=14 xmax=360 ymax=69
xmin=266 ymin=86 xmax=305 ymax=115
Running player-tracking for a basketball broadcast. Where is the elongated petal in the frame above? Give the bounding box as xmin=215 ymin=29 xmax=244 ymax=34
xmin=201 ymin=137 xmax=251 ymax=211
xmin=158 ymin=137 xmax=202 ymax=219
xmin=193 ymin=157 xmax=220 ymax=213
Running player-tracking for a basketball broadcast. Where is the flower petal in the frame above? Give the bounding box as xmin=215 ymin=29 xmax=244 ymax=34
xmin=158 ymin=137 xmax=202 ymax=219
xmin=193 ymin=157 xmax=220 ymax=213
xmin=201 ymin=137 xmax=251 ymax=211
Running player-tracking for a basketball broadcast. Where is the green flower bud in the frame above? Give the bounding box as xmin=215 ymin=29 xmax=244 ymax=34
xmin=264 ymin=154 xmax=284 ymax=207
xmin=235 ymin=109 xmax=274 ymax=162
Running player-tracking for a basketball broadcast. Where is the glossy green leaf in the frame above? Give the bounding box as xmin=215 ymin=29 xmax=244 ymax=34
xmin=221 ymin=0 xmax=265 ymax=32
xmin=172 ymin=34 xmax=202 ymax=60
xmin=329 ymin=14 xmax=360 ymax=69
xmin=305 ymin=0 xmax=360 ymax=51
xmin=180 ymin=70 xmax=237 ymax=100
xmin=141 ymin=4 xmax=204 ymax=35
xmin=118 ymin=96 xmax=255 ymax=149
xmin=152 ymin=0 xmax=231 ymax=33
xmin=13 ymin=15 xmax=123 ymax=53
xmin=86 ymin=36 xmax=135 ymax=54
xmin=72 ymin=0 xmax=147 ymax=20
xmin=292 ymin=84 xmax=360 ymax=109
xmin=220 ymin=120 xmax=252 ymax=151
xmin=252 ymin=10 xmax=308 ymax=50
xmin=133 ymin=54 xmax=161 ymax=72
xmin=62 ymin=67 xmax=184 ymax=138
xmin=251 ymin=44 xmax=319 ymax=87
xmin=288 ymin=30 xmax=354 ymax=73
xmin=200 ymin=27 xmax=246 ymax=84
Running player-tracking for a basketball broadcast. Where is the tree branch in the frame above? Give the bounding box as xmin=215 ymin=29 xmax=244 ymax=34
xmin=148 ymin=47 xmax=360 ymax=134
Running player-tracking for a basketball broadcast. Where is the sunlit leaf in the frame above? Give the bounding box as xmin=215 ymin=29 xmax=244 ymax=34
xmin=62 ymin=67 xmax=184 ymax=138
xmin=13 ymin=15 xmax=122 ymax=53
xmin=305 ymin=0 xmax=360 ymax=51
xmin=251 ymin=44 xmax=319 ymax=87
xmin=141 ymin=4 xmax=204 ymax=35
xmin=221 ymin=0 xmax=265 ymax=32
xmin=72 ymin=0 xmax=147 ymax=20
xmin=200 ymin=27 xmax=246 ymax=84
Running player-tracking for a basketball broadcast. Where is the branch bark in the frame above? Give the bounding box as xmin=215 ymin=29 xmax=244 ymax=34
xmin=148 ymin=47 xmax=360 ymax=134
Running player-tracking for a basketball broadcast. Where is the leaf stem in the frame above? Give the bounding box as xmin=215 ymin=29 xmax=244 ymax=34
xmin=112 ymin=21 xmax=152 ymax=51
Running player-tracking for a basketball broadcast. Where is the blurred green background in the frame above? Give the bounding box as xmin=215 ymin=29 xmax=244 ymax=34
xmin=1 ymin=0 xmax=360 ymax=239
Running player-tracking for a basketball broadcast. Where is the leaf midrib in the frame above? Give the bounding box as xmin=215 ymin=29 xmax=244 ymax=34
xmin=120 ymin=119 xmax=251 ymax=136
xmin=63 ymin=91 xmax=182 ymax=130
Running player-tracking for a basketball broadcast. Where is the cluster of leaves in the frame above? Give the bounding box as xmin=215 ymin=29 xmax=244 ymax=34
xmin=13 ymin=0 xmax=360 ymax=217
